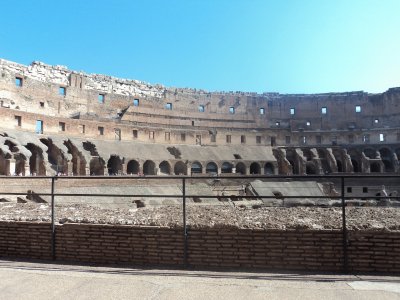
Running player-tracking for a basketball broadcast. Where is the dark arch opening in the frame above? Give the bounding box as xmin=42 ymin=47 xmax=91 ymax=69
xmin=336 ymin=160 xmax=343 ymax=173
xmin=26 ymin=143 xmax=46 ymax=175
xmin=221 ymin=162 xmax=233 ymax=173
xmin=191 ymin=161 xmax=202 ymax=174
xmin=143 ymin=160 xmax=156 ymax=175
xmin=250 ymin=162 xmax=261 ymax=174
xmin=382 ymin=159 xmax=394 ymax=172
xmin=235 ymin=162 xmax=246 ymax=175
xmin=364 ymin=148 xmax=377 ymax=159
xmin=127 ymin=160 xmax=139 ymax=174
xmin=90 ymin=157 xmax=105 ymax=175
xmin=370 ymin=162 xmax=381 ymax=173
xmin=264 ymin=162 xmax=274 ymax=175
xmin=206 ymin=162 xmax=218 ymax=174
xmin=174 ymin=161 xmax=187 ymax=175
xmin=351 ymin=159 xmax=360 ymax=173
xmin=159 ymin=161 xmax=171 ymax=175
xmin=306 ymin=163 xmax=317 ymax=175
xmin=107 ymin=155 xmax=122 ymax=175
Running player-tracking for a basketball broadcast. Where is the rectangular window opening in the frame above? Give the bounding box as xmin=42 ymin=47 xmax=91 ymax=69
xmin=355 ymin=105 xmax=361 ymax=113
xmin=290 ymin=108 xmax=295 ymax=115
xmin=15 ymin=77 xmax=23 ymax=87
xmin=229 ymin=107 xmax=235 ymax=114
xmin=133 ymin=99 xmax=139 ymax=106
xmin=321 ymin=107 xmax=327 ymax=114
xmin=210 ymin=134 xmax=216 ymax=143
xmin=165 ymin=103 xmax=172 ymax=110
xmin=181 ymin=133 xmax=186 ymax=141
xmin=165 ymin=132 xmax=170 ymax=141
xmin=149 ymin=131 xmax=154 ymax=139
xmin=35 ymin=120 xmax=43 ymax=134
xmin=347 ymin=187 xmax=352 ymax=193
xmin=196 ymin=135 xmax=201 ymax=145
xmin=256 ymin=136 xmax=261 ymax=144
xmin=98 ymin=94 xmax=105 ymax=103
xmin=379 ymin=133 xmax=385 ymax=142
xmin=241 ymin=135 xmax=246 ymax=144
xmin=15 ymin=115 xmax=22 ymax=127
xmin=316 ymin=135 xmax=322 ymax=144
xmin=40 ymin=102 xmax=45 ymax=108
xmin=79 ymin=124 xmax=85 ymax=134
xmin=59 ymin=87 xmax=66 ymax=96
xmin=198 ymin=105 xmax=205 ymax=112
xmin=259 ymin=108 xmax=265 ymax=115
xmin=226 ymin=135 xmax=231 ymax=143
xmin=363 ymin=187 xmax=368 ymax=193
xmin=59 ymin=122 xmax=66 ymax=132
xmin=98 ymin=126 xmax=104 ymax=136
xmin=132 ymin=130 xmax=138 ymax=139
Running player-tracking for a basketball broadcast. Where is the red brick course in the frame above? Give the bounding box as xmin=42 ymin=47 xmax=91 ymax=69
xmin=0 ymin=221 xmax=399 ymax=273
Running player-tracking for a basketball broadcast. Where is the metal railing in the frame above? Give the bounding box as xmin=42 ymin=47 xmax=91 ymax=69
xmin=0 ymin=173 xmax=399 ymax=273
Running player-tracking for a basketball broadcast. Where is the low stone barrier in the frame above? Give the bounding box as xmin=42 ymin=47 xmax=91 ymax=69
xmin=0 ymin=221 xmax=399 ymax=273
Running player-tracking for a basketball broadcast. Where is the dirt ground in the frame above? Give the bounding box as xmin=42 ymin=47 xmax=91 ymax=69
xmin=0 ymin=202 xmax=399 ymax=231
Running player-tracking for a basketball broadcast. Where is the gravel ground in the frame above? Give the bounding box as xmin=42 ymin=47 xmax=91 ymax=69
xmin=0 ymin=202 xmax=399 ymax=231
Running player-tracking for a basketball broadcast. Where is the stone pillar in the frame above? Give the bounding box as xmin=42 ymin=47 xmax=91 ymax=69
xmin=67 ymin=161 xmax=73 ymax=175
xmin=25 ymin=162 xmax=30 ymax=176
xmin=8 ymin=159 xmax=16 ymax=175
xmin=121 ymin=163 xmax=127 ymax=175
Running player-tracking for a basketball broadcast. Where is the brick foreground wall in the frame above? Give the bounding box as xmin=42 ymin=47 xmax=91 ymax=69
xmin=0 ymin=221 xmax=399 ymax=273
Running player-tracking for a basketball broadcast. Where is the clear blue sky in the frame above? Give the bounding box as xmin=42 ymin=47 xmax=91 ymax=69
xmin=1 ymin=0 xmax=399 ymax=94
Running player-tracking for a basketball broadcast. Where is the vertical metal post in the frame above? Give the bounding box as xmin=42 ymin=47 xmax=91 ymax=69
xmin=341 ymin=176 xmax=348 ymax=273
xmin=51 ymin=176 xmax=56 ymax=260
xmin=182 ymin=177 xmax=188 ymax=267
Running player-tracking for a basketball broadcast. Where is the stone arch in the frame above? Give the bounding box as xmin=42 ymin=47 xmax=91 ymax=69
xmin=379 ymin=148 xmax=394 ymax=172
xmin=90 ymin=157 xmax=105 ymax=175
xmin=191 ymin=161 xmax=202 ymax=174
xmin=221 ymin=162 xmax=233 ymax=173
xmin=206 ymin=162 xmax=218 ymax=174
xmin=14 ymin=153 xmax=27 ymax=176
xmin=143 ymin=160 xmax=156 ymax=175
xmin=26 ymin=143 xmax=46 ymax=175
xmin=363 ymin=148 xmax=377 ymax=159
xmin=235 ymin=162 xmax=246 ymax=175
xmin=351 ymin=159 xmax=360 ymax=173
xmin=174 ymin=161 xmax=187 ymax=175
xmin=0 ymin=149 xmax=11 ymax=175
xmin=159 ymin=161 xmax=171 ymax=175
xmin=336 ymin=160 xmax=343 ymax=172
xmin=40 ymin=138 xmax=68 ymax=174
xmin=306 ymin=163 xmax=317 ymax=174
xmin=64 ymin=140 xmax=87 ymax=175
xmin=348 ymin=149 xmax=361 ymax=173
xmin=127 ymin=160 xmax=139 ymax=174
xmin=250 ymin=162 xmax=261 ymax=174
xmin=107 ymin=155 xmax=122 ymax=175
xmin=264 ymin=162 xmax=274 ymax=175
xmin=370 ymin=162 xmax=381 ymax=173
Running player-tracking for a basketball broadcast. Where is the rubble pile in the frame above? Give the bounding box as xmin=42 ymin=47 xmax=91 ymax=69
xmin=0 ymin=203 xmax=399 ymax=231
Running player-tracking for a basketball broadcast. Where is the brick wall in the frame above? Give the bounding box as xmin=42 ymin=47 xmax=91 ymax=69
xmin=348 ymin=231 xmax=400 ymax=273
xmin=0 ymin=222 xmax=52 ymax=260
xmin=0 ymin=221 xmax=399 ymax=273
xmin=187 ymin=229 xmax=343 ymax=271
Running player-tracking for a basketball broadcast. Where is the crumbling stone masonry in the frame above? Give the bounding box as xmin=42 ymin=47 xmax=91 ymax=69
xmin=0 ymin=58 xmax=399 ymax=177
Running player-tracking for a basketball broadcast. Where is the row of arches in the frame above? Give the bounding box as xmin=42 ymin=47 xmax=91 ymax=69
xmin=89 ymin=157 xmax=276 ymax=176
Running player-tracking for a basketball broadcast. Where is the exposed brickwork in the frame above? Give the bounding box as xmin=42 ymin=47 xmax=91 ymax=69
xmin=0 ymin=221 xmax=399 ymax=273
xmin=0 ymin=222 xmax=52 ymax=260
xmin=56 ymin=224 xmax=184 ymax=265
xmin=348 ymin=230 xmax=400 ymax=273
xmin=187 ymin=229 xmax=343 ymax=271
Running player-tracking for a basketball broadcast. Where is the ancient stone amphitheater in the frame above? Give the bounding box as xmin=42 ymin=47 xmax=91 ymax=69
xmin=0 ymin=58 xmax=399 ymax=179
